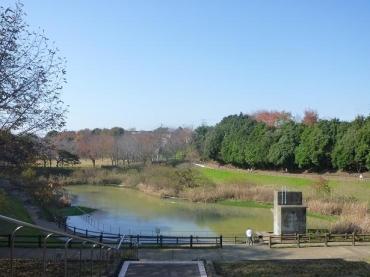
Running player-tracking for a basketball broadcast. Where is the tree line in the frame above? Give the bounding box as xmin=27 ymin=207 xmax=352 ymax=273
xmin=193 ymin=111 xmax=370 ymax=172
xmin=37 ymin=127 xmax=192 ymax=167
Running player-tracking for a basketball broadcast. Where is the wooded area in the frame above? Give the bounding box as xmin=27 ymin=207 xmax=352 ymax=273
xmin=193 ymin=111 xmax=370 ymax=172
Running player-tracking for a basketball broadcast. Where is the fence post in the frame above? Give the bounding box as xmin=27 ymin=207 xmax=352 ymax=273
xmin=79 ymin=241 xmax=87 ymax=277
xmin=324 ymin=233 xmax=328 ymax=247
xmin=73 ymin=227 xmax=76 ymax=235
xmin=234 ymin=236 xmax=236 ymax=244
xmin=10 ymin=226 xmax=23 ymax=277
xmin=91 ymin=244 xmax=97 ymax=277
xmin=43 ymin=233 xmax=53 ymax=277
xmin=64 ymin=238 xmax=73 ymax=277
xmin=296 ymin=234 xmax=300 ymax=248
xmin=160 ymin=235 xmax=163 ymax=248
xmin=137 ymin=234 xmax=140 ymax=245
xmin=38 ymin=235 xmax=42 ymax=248
xmin=190 ymin=235 xmax=193 ymax=248
xmin=220 ymin=235 xmax=223 ymax=248
xmin=268 ymin=235 xmax=272 ymax=248
xmin=352 ymin=232 xmax=356 ymax=246
xmin=100 ymin=232 xmax=103 ymax=243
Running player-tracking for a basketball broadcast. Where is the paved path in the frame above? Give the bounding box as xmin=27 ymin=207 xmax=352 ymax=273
xmin=138 ymin=244 xmax=370 ymax=262
xmin=3 ymin=244 xmax=370 ymax=262
xmin=119 ymin=261 xmax=207 ymax=277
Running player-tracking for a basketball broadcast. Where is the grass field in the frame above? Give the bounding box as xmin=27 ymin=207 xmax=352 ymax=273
xmin=196 ymin=167 xmax=314 ymax=187
xmin=196 ymin=166 xmax=370 ymax=204
xmin=214 ymin=260 xmax=370 ymax=277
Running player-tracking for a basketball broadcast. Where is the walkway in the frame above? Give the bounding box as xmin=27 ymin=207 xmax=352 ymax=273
xmin=119 ymin=261 xmax=207 ymax=277
xmin=138 ymin=244 xmax=370 ymax=262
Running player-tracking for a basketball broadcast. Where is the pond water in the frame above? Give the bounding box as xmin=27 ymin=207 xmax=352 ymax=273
xmin=66 ymin=185 xmax=328 ymax=236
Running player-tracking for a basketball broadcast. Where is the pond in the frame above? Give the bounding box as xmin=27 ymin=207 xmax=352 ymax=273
xmin=66 ymin=185 xmax=329 ymax=236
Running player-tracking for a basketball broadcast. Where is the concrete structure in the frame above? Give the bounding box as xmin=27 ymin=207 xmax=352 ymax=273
xmin=119 ymin=261 xmax=207 ymax=277
xmin=273 ymin=191 xmax=306 ymax=235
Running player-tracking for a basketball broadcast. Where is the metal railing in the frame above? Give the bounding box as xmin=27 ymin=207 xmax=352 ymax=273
xmin=0 ymin=214 xmax=135 ymax=277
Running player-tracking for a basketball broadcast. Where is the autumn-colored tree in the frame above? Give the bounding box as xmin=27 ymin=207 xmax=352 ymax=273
xmin=76 ymin=130 xmax=102 ymax=167
xmin=303 ymin=109 xmax=319 ymax=126
xmin=253 ymin=110 xmax=292 ymax=127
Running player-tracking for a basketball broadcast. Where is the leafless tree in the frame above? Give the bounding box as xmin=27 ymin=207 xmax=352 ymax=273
xmin=0 ymin=3 xmax=67 ymax=134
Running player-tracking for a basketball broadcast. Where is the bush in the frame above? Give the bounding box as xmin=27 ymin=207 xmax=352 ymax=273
xmin=21 ymin=168 xmax=36 ymax=182
xmin=312 ymin=177 xmax=331 ymax=196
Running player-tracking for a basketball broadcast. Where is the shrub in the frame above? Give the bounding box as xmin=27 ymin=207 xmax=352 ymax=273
xmin=21 ymin=168 xmax=36 ymax=181
xmin=312 ymin=177 xmax=331 ymax=196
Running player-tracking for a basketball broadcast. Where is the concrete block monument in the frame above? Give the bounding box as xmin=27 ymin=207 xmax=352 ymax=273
xmin=273 ymin=190 xmax=306 ymax=235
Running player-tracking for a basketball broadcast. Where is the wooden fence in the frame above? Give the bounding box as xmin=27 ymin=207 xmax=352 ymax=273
xmin=0 ymin=234 xmax=223 ymax=249
xmin=267 ymin=233 xmax=370 ymax=248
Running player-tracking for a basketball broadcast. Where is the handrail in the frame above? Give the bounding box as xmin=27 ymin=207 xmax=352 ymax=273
xmin=117 ymin=235 xmax=125 ymax=249
xmin=0 ymin=214 xmax=120 ymax=250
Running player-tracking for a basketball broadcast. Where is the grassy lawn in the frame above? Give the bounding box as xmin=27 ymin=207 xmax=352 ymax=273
xmin=0 ymin=189 xmax=40 ymax=236
xmin=328 ymin=179 xmax=370 ymax=204
xmin=51 ymin=205 xmax=96 ymax=217
xmin=218 ymin=199 xmax=273 ymax=209
xmin=214 ymin=259 xmax=370 ymax=277
xmin=196 ymin=167 xmax=314 ymax=187
xmin=197 ymin=166 xmax=370 ymax=204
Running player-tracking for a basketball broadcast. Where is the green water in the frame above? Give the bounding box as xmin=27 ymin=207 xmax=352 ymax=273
xmin=66 ymin=185 xmax=329 ymax=236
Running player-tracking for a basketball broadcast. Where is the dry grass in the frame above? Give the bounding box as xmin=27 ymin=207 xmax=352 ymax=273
xmin=50 ymin=168 xmax=126 ymax=185
xmin=306 ymin=199 xmax=368 ymax=217
xmin=330 ymin=215 xmax=370 ymax=233
xmin=306 ymin=198 xmax=370 ymax=233
xmin=182 ymin=184 xmax=274 ymax=203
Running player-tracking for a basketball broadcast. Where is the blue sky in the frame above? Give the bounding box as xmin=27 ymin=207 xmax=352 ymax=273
xmin=7 ymin=0 xmax=370 ymax=130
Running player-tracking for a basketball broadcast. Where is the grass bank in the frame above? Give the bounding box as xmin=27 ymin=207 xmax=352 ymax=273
xmin=0 ymin=189 xmax=39 ymax=235
xmin=49 ymin=205 xmax=96 ymax=217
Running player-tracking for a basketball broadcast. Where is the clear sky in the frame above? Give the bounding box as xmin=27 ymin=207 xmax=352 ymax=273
xmin=7 ymin=0 xmax=370 ymax=130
